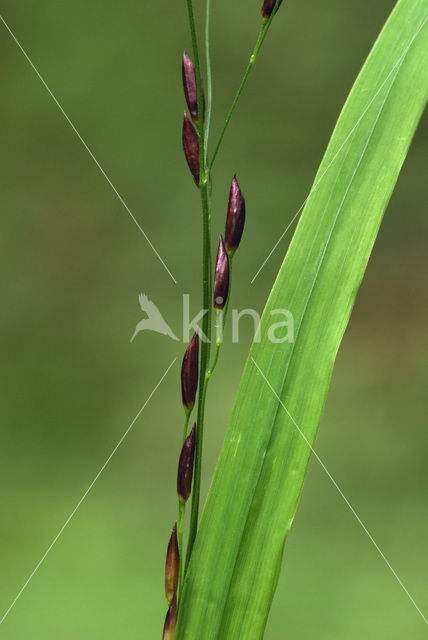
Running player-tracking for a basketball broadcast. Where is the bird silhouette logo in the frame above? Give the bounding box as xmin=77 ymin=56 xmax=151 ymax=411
xmin=130 ymin=293 xmax=179 ymax=342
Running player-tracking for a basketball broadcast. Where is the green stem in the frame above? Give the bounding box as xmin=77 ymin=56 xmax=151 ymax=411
xmin=208 ymin=325 xmax=221 ymax=376
xmin=185 ymin=0 xmax=213 ymax=569
xmin=186 ymin=181 xmax=212 ymax=568
xmin=209 ymin=19 xmax=272 ymax=170
xmin=181 ymin=412 xmax=191 ymax=446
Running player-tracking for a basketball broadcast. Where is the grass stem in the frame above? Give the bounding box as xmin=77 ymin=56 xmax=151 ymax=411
xmin=185 ymin=0 xmax=213 ymax=570
xmin=186 ymin=180 xmax=212 ymax=567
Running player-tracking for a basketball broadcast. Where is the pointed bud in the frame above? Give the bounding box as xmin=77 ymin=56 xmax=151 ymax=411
xmin=182 ymin=52 xmax=205 ymax=124
xmin=261 ymin=0 xmax=283 ymax=19
xmin=225 ymin=175 xmax=246 ymax=254
xmin=162 ymin=592 xmax=177 ymax=640
xmin=165 ymin=523 xmax=179 ymax=604
xmin=182 ymin=112 xmax=200 ymax=186
xmin=181 ymin=331 xmax=199 ymax=412
xmin=177 ymin=424 xmax=196 ymax=502
xmin=214 ymin=236 xmax=229 ymax=310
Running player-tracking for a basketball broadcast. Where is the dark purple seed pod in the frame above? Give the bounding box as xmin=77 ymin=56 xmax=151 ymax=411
xmin=182 ymin=111 xmax=200 ymax=186
xmin=181 ymin=331 xmax=199 ymax=412
xmin=214 ymin=236 xmax=229 ymax=310
xmin=182 ymin=51 xmax=205 ymax=124
xmin=177 ymin=424 xmax=196 ymax=502
xmin=162 ymin=592 xmax=177 ymax=640
xmin=261 ymin=0 xmax=283 ymax=19
xmin=225 ymin=175 xmax=246 ymax=254
xmin=165 ymin=523 xmax=179 ymax=604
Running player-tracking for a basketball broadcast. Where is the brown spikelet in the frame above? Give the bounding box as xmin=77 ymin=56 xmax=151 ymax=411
xmin=261 ymin=0 xmax=283 ymax=19
xmin=182 ymin=52 xmax=205 ymax=124
xmin=162 ymin=592 xmax=177 ymax=640
xmin=182 ymin=111 xmax=200 ymax=186
xmin=225 ymin=175 xmax=246 ymax=254
xmin=177 ymin=424 xmax=196 ymax=502
xmin=214 ymin=236 xmax=229 ymax=310
xmin=165 ymin=523 xmax=179 ymax=604
xmin=181 ymin=331 xmax=199 ymax=411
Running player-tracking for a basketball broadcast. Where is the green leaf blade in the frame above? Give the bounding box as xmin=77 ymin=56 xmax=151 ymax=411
xmin=177 ymin=1 xmax=428 ymax=637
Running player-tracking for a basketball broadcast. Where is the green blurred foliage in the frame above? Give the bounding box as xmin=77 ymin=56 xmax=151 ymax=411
xmin=0 ymin=0 xmax=426 ymax=637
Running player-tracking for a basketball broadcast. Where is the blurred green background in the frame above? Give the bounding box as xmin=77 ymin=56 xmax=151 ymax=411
xmin=0 ymin=0 xmax=427 ymax=637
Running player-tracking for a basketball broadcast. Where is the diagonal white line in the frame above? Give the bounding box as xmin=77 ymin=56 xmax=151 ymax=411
xmin=0 ymin=357 xmax=177 ymax=626
xmin=0 ymin=14 xmax=177 ymax=284
xmin=251 ymin=357 xmax=428 ymax=626
xmin=250 ymin=14 xmax=428 ymax=284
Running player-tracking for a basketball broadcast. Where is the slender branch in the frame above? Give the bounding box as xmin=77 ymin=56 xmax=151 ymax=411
xmin=204 ymin=0 xmax=213 ymax=165
xmin=208 ymin=315 xmax=222 ymax=376
xmin=181 ymin=412 xmax=191 ymax=449
xmin=209 ymin=19 xmax=273 ymax=170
